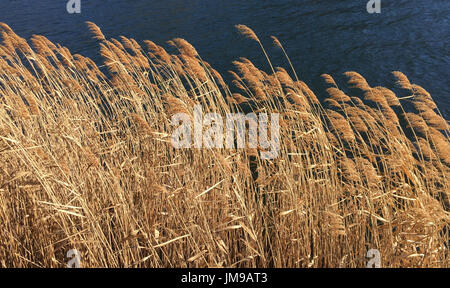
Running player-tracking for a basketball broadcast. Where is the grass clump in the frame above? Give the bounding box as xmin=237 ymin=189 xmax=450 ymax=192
xmin=0 ymin=22 xmax=448 ymax=268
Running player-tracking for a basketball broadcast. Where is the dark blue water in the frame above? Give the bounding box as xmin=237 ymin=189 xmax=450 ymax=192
xmin=1 ymin=0 xmax=449 ymax=117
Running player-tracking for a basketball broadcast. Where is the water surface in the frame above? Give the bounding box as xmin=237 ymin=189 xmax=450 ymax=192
xmin=1 ymin=0 xmax=449 ymax=116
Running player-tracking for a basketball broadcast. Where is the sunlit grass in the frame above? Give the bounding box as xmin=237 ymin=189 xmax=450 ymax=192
xmin=0 ymin=22 xmax=448 ymax=268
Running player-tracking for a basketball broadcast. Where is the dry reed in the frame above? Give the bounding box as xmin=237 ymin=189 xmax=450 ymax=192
xmin=0 ymin=22 xmax=448 ymax=268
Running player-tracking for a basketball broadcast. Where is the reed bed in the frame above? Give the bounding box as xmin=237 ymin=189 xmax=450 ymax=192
xmin=0 ymin=22 xmax=448 ymax=267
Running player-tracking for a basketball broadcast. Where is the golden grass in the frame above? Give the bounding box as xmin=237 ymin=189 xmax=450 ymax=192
xmin=0 ymin=22 xmax=448 ymax=268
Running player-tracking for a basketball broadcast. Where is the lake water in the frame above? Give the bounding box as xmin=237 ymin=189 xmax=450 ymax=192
xmin=1 ymin=0 xmax=449 ymax=117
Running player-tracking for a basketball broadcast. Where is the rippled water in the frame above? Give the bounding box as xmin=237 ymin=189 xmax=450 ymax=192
xmin=1 ymin=0 xmax=449 ymax=117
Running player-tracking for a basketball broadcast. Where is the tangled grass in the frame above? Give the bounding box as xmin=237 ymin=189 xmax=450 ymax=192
xmin=0 ymin=22 xmax=448 ymax=267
